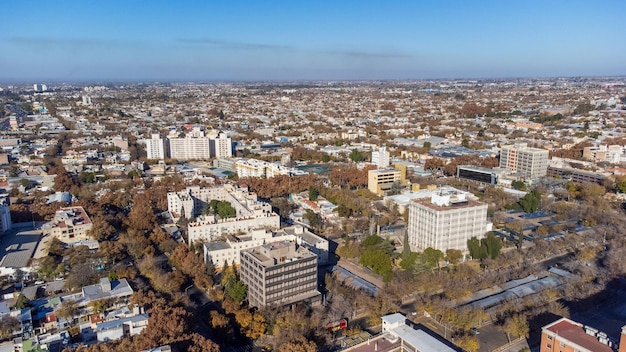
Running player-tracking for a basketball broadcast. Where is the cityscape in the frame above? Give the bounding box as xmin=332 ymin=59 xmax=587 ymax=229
xmin=1 ymin=2 xmax=626 ymax=352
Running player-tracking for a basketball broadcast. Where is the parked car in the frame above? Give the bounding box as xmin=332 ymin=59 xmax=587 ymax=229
xmin=470 ymin=327 xmax=480 ymax=335
xmin=35 ymin=280 xmax=45 ymax=285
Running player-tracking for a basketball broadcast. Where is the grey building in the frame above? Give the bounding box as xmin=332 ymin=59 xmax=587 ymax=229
xmin=240 ymin=241 xmax=321 ymax=308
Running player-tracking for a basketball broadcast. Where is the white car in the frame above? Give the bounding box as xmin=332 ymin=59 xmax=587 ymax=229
xmin=34 ymin=280 xmax=45 ymax=285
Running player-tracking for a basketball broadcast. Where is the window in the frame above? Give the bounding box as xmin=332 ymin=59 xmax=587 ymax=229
xmin=546 ymin=344 xmax=551 ymax=349
xmin=559 ymin=342 xmax=565 ymax=348
xmin=547 ymin=335 xmax=553 ymax=340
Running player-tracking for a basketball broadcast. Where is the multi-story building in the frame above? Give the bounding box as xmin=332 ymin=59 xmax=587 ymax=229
xmin=204 ymin=225 xmax=329 ymax=268
xmin=168 ymin=133 xmax=211 ymax=161
xmin=235 ymin=158 xmax=294 ymax=178
xmin=368 ymin=169 xmax=401 ymax=195
xmin=371 ymin=146 xmax=390 ymax=169
xmin=240 ymin=240 xmax=321 ymax=308
xmin=408 ymin=190 xmax=489 ymax=253
xmin=540 ymin=317 xmax=626 ymax=352
xmin=499 ymin=143 xmax=549 ymax=179
xmin=42 ymin=206 xmax=93 ymax=243
xmin=0 ymin=194 xmax=11 ymax=233
xmin=167 ymin=185 xmax=279 ymax=243
xmin=583 ymin=145 xmax=624 ymax=164
xmin=143 ymin=134 xmax=166 ymax=160
xmin=209 ymin=130 xmax=233 ymax=159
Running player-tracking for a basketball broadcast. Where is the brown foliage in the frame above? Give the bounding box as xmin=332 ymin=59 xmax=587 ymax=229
xmin=239 ymin=174 xmax=317 ymax=198
xmin=330 ymin=165 xmax=375 ymax=189
xmin=169 ymin=244 xmax=214 ymax=289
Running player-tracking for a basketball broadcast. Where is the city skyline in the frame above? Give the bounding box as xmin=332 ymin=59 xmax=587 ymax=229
xmin=2 ymin=0 xmax=625 ymax=81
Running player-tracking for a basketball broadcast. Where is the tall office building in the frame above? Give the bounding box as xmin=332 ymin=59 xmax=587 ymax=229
xmin=0 ymin=194 xmax=11 ymax=234
xmin=371 ymin=146 xmax=390 ymax=169
xmin=209 ymin=131 xmax=233 ymax=159
xmin=143 ymin=134 xmax=166 ymax=160
xmin=240 ymin=241 xmax=321 ymax=308
xmin=499 ymin=143 xmax=549 ymax=179
xmin=368 ymin=169 xmax=401 ymax=195
xmin=408 ymin=190 xmax=488 ymax=253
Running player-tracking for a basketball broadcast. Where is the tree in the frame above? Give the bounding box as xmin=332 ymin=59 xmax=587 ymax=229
xmin=57 ymin=300 xmax=78 ymax=321
xmin=481 ymin=233 xmax=502 ymax=260
xmin=423 ymin=247 xmax=444 ymax=269
xmin=14 ymin=294 xmax=29 ymax=309
xmin=456 ymin=335 xmax=480 ymax=352
xmin=511 ymin=180 xmax=526 ymax=191
xmin=467 ymin=237 xmax=485 ymax=260
xmin=502 ymin=313 xmax=529 ymax=342
xmin=308 ymin=187 xmax=319 ymax=201
xmin=216 ymin=201 xmax=236 ymax=219
xmin=518 ymin=189 xmax=541 ymax=213
xmin=349 ymin=149 xmax=367 ymax=162
xmin=445 ymin=249 xmax=463 ymax=265
xmin=0 ymin=315 xmax=20 ymax=339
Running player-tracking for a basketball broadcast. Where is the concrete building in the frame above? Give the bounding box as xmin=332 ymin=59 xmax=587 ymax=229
xmin=42 ymin=206 xmax=92 ymax=243
xmin=0 ymin=194 xmax=11 ymax=233
xmin=96 ymin=314 xmax=149 ymax=342
xmin=167 ymin=128 xmax=211 ymax=160
xmin=204 ymin=225 xmax=329 ymax=268
xmin=540 ymin=317 xmax=626 ymax=352
xmin=499 ymin=143 xmax=549 ymax=179
xmin=168 ymin=185 xmax=279 ymax=243
xmin=368 ymin=169 xmax=401 ymax=195
xmin=209 ymin=130 xmax=233 ymax=159
xmin=240 ymin=240 xmax=321 ymax=308
xmin=371 ymin=146 xmax=390 ymax=169
xmin=408 ymin=190 xmax=489 ymax=253
xmin=143 ymin=134 xmax=166 ymax=160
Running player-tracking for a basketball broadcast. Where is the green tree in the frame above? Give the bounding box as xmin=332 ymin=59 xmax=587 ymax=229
xmin=511 ymin=180 xmax=526 ymax=191
xmin=14 ymin=294 xmax=29 ymax=309
xmin=216 ymin=201 xmax=236 ymax=219
xmin=467 ymin=237 xmax=485 ymax=260
xmin=308 ymin=187 xmax=319 ymax=201
xmin=349 ymin=149 xmax=366 ymax=162
xmin=518 ymin=189 xmax=541 ymax=213
xmin=401 ymin=231 xmax=411 ymax=259
xmin=481 ymin=233 xmax=502 ymax=260
xmin=423 ymin=247 xmax=444 ymax=268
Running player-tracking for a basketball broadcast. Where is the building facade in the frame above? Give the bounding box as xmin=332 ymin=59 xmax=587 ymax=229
xmin=143 ymin=134 xmax=166 ymax=160
xmin=408 ymin=191 xmax=488 ymax=253
xmin=540 ymin=317 xmax=626 ymax=352
xmin=209 ymin=131 xmax=233 ymax=159
xmin=368 ymin=169 xmax=401 ymax=195
xmin=240 ymin=241 xmax=321 ymax=308
xmin=371 ymin=146 xmax=390 ymax=169
xmin=42 ymin=207 xmax=93 ymax=243
xmin=499 ymin=143 xmax=549 ymax=179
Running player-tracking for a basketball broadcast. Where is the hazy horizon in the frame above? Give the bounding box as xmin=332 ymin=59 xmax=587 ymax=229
xmin=2 ymin=1 xmax=625 ymax=81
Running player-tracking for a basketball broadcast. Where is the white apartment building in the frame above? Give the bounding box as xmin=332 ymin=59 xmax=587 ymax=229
xmin=204 ymin=225 xmax=329 ymax=268
xmin=499 ymin=143 xmax=549 ymax=179
xmin=167 ymin=184 xmax=279 ymax=243
xmin=408 ymin=191 xmax=489 ymax=253
xmin=168 ymin=134 xmax=211 ymax=160
xmin=143 ymin=134 xmax=166 ymax=160
xmin=0 ymin=194 xmax=11 ymax=233
xmin=371 ymin=146 xmax=390 ymax=169
xmin=209 ymin=130 xmax=233 ymax=159
xmin=235 ymin=158 xmax=292 ymax=178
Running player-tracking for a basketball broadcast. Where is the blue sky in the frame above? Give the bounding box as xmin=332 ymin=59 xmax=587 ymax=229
xmin=1 ymin=1 xmax=625 ymax=81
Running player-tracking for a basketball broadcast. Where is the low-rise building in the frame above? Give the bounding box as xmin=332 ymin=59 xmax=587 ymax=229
xmin=42 ymin=206 xmax=92 ymax=243
xmin=540 ymin=317 xmax=626 ymax=352
xmin=368 ymin=169 xmax=401 ymax=195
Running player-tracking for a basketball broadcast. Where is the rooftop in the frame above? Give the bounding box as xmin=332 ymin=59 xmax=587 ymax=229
xmin=543 ymin=318 xmax=614 ymax=352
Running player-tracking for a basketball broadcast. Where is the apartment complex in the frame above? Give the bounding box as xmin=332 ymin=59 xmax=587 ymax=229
xmin=540 ymin=317 xmax=626 ymax=352
xmin=164 ymin=128 xmax=233 ymax=161
xmin=408 ymin=190 xmax=489 ymax=253
xmin=208 ymin=130 xmax=233 ymax=159
xmin=368 ymin=169 xmax=401 ymax=195
xmin=167 ymin=184 xmax=279 ymax=243
xmin=142 ymin=134 xmax=166 ymax=160
xmin=42 ymin=206 xmax=93 ymax=243
xmin=499 ymin=143 xmax=549 ymax=179
xmin=204 ymin=225 xmax=329 ymax=268
xmin=234 ymin=158 xmax=304 ymax=178
xmin=0 ymin=194 xmax=11 ymax=233
xmin=371 ymin=146 xmax=390 ymax=169
xmin=240 ymin=240 xmax=321 ymax=308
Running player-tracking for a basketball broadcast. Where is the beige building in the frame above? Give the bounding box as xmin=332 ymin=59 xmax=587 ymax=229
xmin=43 ymin=206 xmax=93 ymax=243
xmin=368 ymin=169 xmax=401 ymax=195
xmin=499 ymin=143 xmax=549 ymax=179
xmin=408 ymin=191 xmax=489 ymax=253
